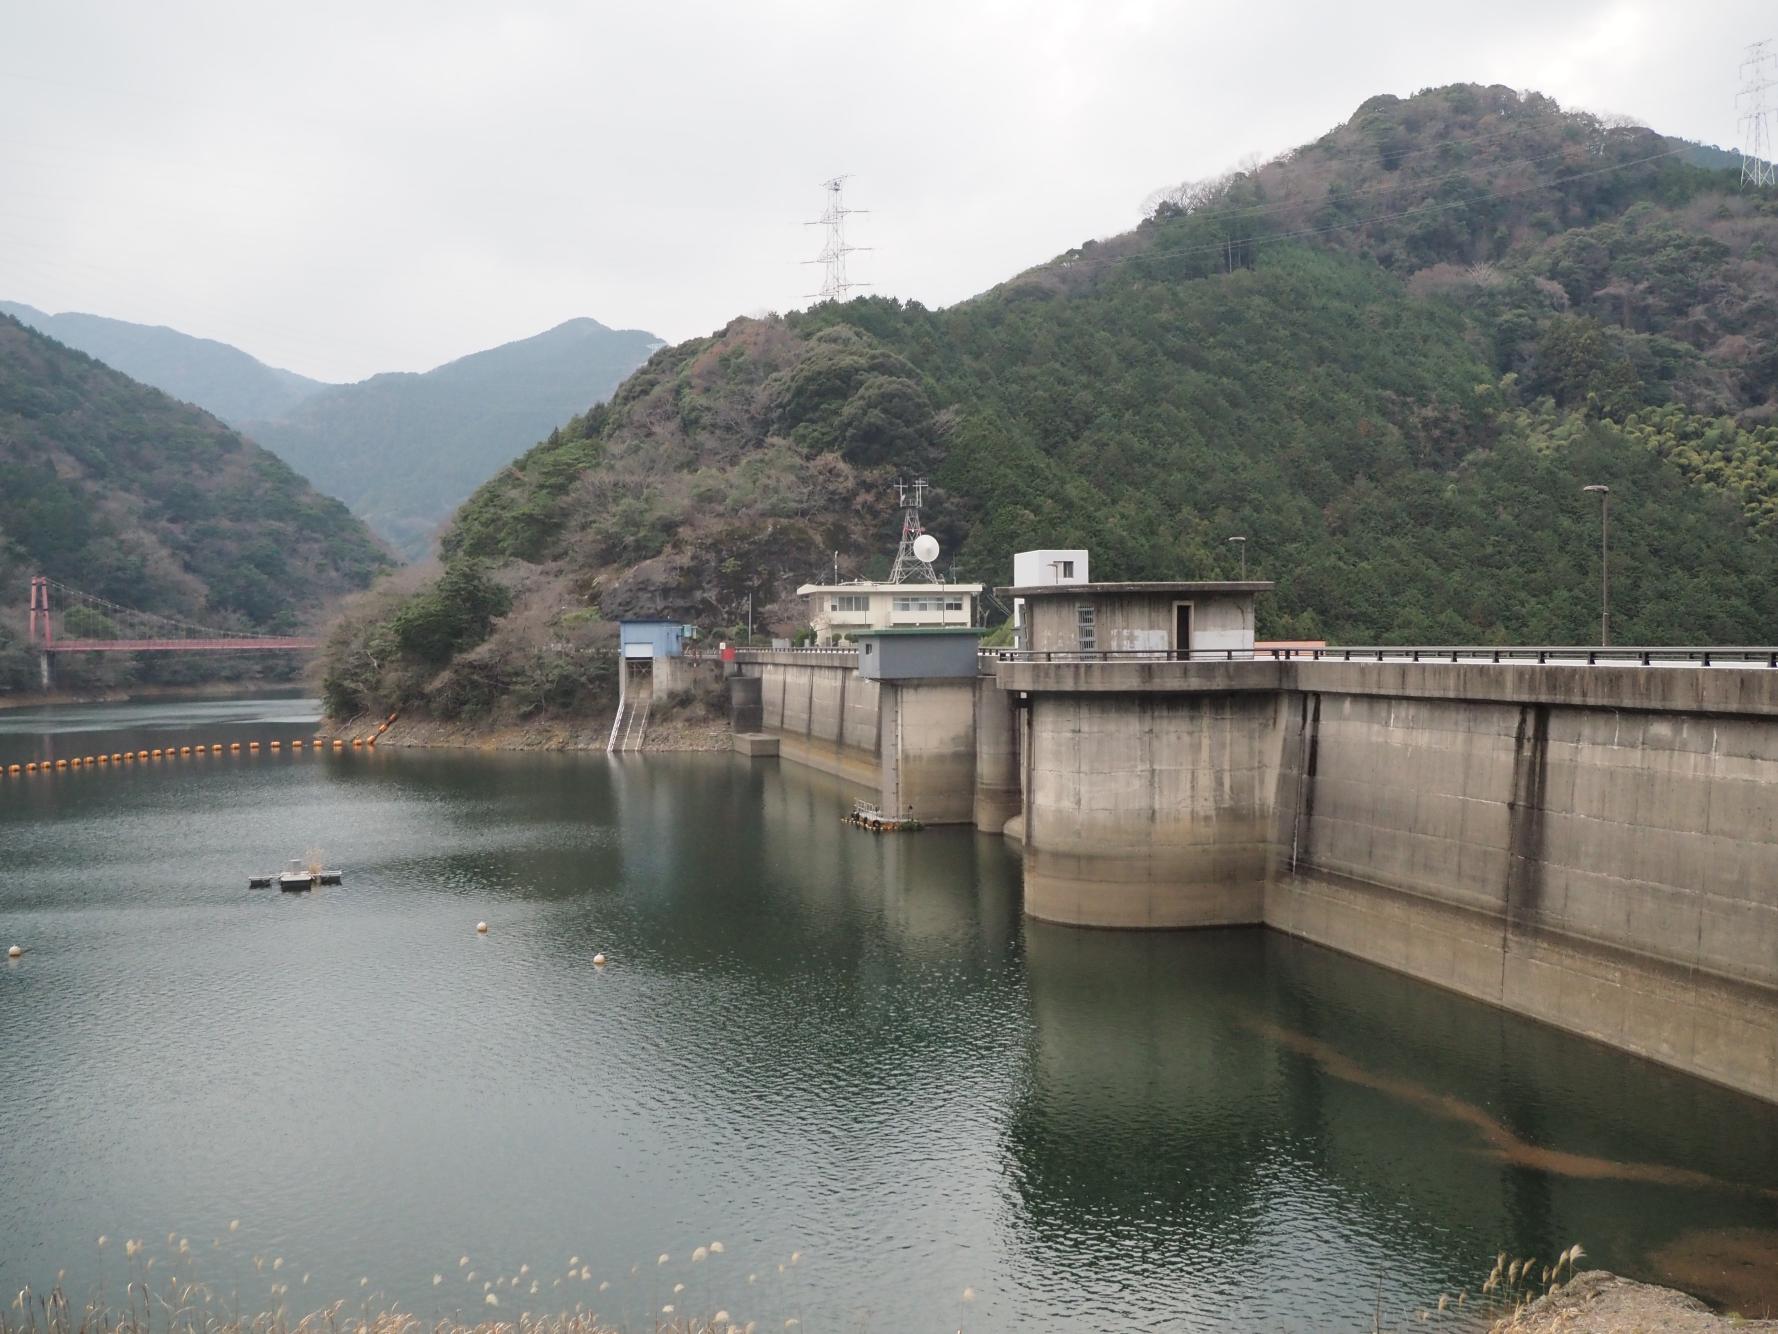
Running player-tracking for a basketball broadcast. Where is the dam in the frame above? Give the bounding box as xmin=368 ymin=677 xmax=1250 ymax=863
xmin=706 ymin=583 xmax=1778 ymax=1106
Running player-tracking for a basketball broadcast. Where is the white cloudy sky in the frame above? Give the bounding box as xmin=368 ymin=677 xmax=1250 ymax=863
xmin=1 ymin=0 xmax=1768 ymax=382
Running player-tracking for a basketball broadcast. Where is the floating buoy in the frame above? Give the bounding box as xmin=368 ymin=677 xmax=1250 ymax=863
xmin=55 ymin=759 xmax=67 ymax=769
xmin=229 ymin=742 xmax=241 ymax=752
xmin=179 ymin=745 xmax=191 ymax=755
xmin=211 ymin=744 xmax=224 ymax=754
xmin=25 ymin=762 xmax=37 ymax=773
xmin=249 ymin=741 xmax=260 ymax=751
xmin=136 ymin=750 xmax=148 ymax=760
xmin=332 ymin=739 xmax=344 ymax=750
xmin=476 ymin=921 xmax=489 ymax=934
xmin=71 ymin=758 xmax=83 ymax=768
xmin=291 ymin=740 xmax=303 ymax=750
xmin=270 ymin=740 xmax=281 ymax=751
xmin=6 ymin=945 xmax=20 ymax=959
xmin=593 ymin=953 xmax=608 ymax=967
xmin=352 ymin=737 xmax=363 ymax=748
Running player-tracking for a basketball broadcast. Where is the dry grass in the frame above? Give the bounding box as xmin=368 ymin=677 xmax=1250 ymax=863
xmin=5 ymin=1235 xmax=810 ymax=1334
xmin=2 ymin=1298 xmax=747 ymax=1334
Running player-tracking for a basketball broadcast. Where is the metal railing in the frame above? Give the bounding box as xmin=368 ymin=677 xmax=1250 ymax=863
xmin=994 ymin=646 xmax=1778 ymax=668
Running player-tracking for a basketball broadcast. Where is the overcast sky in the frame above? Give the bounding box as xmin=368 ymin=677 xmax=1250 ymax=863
xmin=2 ymin=1 xmax=1770 ymax=382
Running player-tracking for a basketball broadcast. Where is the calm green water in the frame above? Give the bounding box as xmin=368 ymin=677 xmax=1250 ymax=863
xmin=3 ymin=697 xmax=1778 ymax=1331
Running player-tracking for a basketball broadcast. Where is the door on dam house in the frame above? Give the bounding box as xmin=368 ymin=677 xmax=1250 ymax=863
xmin=1173 ymin=602 xmax=1193 ymax=661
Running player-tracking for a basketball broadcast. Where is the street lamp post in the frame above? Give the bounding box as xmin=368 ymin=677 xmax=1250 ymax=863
xmin=1582 ymin=485 xmax=1611 ymax=646
xmin=1228 ymin=536 xmax=1247 ymax=580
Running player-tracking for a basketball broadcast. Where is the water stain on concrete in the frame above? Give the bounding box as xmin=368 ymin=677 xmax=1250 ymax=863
xmin=1505 ymin=703 xmax=1551 ymax=932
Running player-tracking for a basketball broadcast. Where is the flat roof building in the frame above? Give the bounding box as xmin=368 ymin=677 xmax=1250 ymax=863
xmin=796 ymin=580 xmax=984 ymax=645
xmin=994 ymin=580 xmax=1273 ymax=659
xmin=618 ymin=620 xmax=686 ymax=659
xmin=853 ymin=626 xmax=987 ymax=680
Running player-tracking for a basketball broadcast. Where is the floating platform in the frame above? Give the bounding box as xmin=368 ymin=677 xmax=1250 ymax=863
xmin=251 ymin=859 xmax=344 ymax=891
xmin=845 ymin=801 xmax=922 ymax=834
xmin=733 ymin=732 xmax=780 ymax=758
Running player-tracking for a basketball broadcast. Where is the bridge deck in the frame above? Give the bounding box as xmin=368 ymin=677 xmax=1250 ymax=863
xmin=46 ymin=637 xmax=318 ymax=653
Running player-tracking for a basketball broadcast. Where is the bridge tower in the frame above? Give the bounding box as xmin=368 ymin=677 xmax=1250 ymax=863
xmin=27 ymin=576 xmax=52 ymax=689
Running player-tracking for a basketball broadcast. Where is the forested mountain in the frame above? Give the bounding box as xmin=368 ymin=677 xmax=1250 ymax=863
xmin=0 ymin=300 xmax=327 ymax=422
xmin=0 ymin=314 xmax=390 ymax=693
xmin=321 ymin=84 xmax=1778 ymax=724
xmin=0 ymin=302 xmax=663 ymax=562
xmin=242 ymin=319 xmax=663 ymax=559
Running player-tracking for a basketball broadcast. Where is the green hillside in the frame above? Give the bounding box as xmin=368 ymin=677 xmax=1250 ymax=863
xmin=0 ymin=314 xmax=391 ymax=693
xmin=242 ymin=318 xmax=663 ymax=559
xmin=321 ymin=84 xmax=1778 ymax=723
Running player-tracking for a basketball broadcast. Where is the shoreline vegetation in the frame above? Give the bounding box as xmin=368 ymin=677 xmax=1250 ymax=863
xmin=6 ymin=1270 xmax=1772 ymax=1334
xmin=319 ymin=712 xmax=731 ymax=753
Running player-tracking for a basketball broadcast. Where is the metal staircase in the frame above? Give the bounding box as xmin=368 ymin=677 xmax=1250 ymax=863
xmin=607 ymin=664 xmax=652 ymax=753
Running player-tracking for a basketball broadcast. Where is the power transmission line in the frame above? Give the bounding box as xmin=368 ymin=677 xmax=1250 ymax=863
xmin=803 ymin=175 xmax=869 ymax=302
xmin=1740 ymin=39 xmax=1777 ymax=188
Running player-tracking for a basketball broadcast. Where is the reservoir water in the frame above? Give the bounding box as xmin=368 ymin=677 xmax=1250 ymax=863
xmin=3 ymin=697 xmax=1777 ymax=1330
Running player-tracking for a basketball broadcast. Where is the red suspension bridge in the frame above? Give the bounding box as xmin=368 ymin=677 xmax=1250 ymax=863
xmin=26 ymin=575 xmax=318 ymax=660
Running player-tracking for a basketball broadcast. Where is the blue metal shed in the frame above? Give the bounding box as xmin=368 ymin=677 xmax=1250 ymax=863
xmin=619 ymin=621 xmax=684 ymax=659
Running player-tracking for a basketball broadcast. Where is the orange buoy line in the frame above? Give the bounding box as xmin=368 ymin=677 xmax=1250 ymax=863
xmin=2 ymin=729 xmax=376 ymax=778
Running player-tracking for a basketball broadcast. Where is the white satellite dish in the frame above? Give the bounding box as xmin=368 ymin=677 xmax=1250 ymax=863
xmin=913 ymin=533 xmax=940 ymax=564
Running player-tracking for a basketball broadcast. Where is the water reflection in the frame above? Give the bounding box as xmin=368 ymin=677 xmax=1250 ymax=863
xmin=2 ymin=700 xmax=1777 ymax=1331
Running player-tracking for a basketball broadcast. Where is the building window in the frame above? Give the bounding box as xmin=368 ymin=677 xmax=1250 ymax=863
xmin=894 ymin=595 xmax=966 ymax=614
xmin=1058 ymin=560 xmax=1074 ymax=578
xmin=1076 ymin=604 xmax=1096 ymax=651
xmin=831 ymin=595 xmax=869 ymax=612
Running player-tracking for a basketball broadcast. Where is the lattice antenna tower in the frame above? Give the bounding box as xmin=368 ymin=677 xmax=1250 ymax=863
xmin=1740 ymin=40 xmax=1777 ymax=188
xmin=889 ymin=477 xmax=939 ymax=584
xmin=804 ymin=175 xmax=871 ymax=301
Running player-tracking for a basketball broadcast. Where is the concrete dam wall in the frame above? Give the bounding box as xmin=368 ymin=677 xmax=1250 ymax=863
xmin=747 ymin=651 xmax=883 ymax=790
xmin=999 ymin=658 xmax=1778 ymax=1104
xmin=737 ymin=652 xmax=1016 ymax=826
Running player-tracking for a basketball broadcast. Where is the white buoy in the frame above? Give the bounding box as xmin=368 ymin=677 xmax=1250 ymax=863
xmin=476 ymin=921 xmax=488 ymax=934
xmin=7 ymin=944 xmax=21 ymax=959
xmin=593 ymin=952 xmax=607 ymax=966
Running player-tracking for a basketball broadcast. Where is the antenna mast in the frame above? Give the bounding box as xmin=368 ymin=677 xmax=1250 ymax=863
xmin=1740 ymin=40 xmax=1777 ymax=188
xmin=889 ymin=478 xmax=938 ymax=584
xmin=804 ymin=175 xmax=870 ymax=302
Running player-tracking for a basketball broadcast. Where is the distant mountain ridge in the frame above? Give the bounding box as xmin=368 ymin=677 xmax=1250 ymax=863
xmin=238 ymin=317 xmax=663 ymax=559
xmin=0 ymin=300 xmax=663 ymax=561
xmin=0 ymin=300 xmax=329 ymax=422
